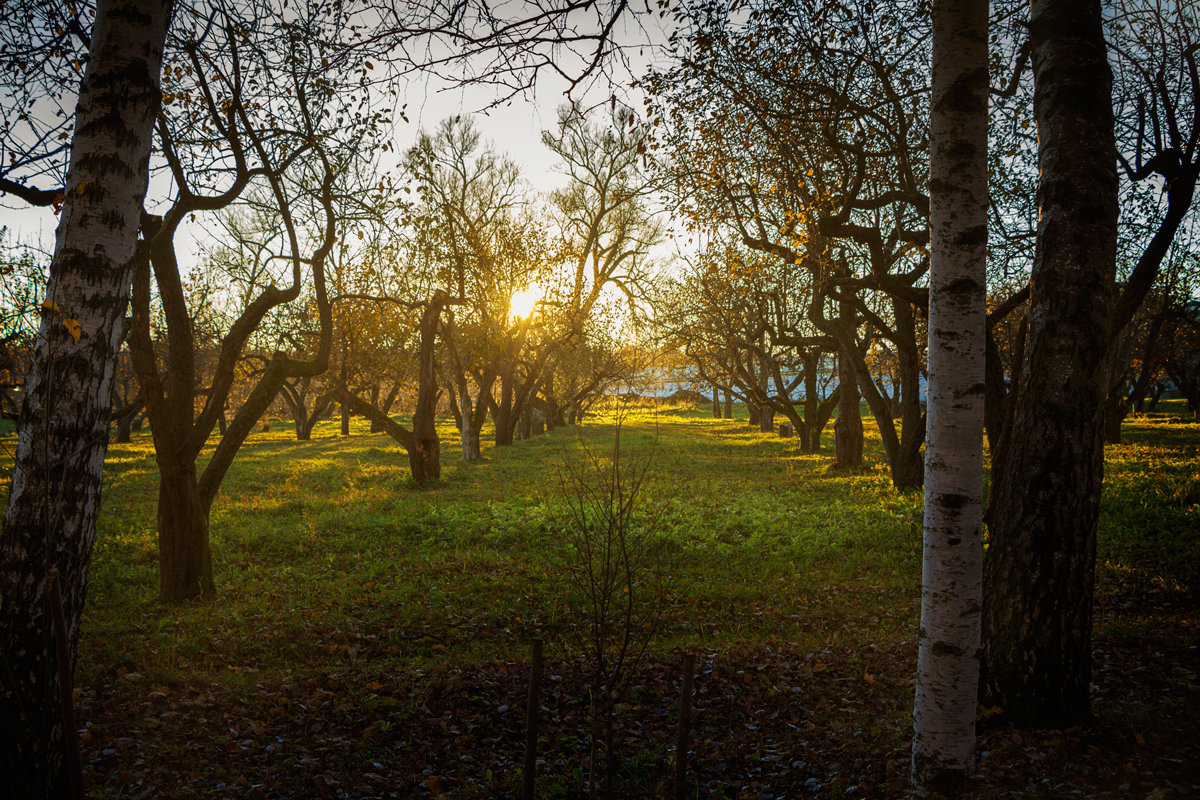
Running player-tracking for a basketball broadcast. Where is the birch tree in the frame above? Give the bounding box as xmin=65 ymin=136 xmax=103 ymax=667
xmin=911 ymin=0 xmax=987 ymax=795
xmin=0 ymin=0 xmax=174 ymax=793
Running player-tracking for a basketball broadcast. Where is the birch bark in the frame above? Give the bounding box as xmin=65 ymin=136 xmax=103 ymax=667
xmin=912 ymin=0 xmax=987 ymax=795
xmin=0 ymin=0 xmax=173 ymax=792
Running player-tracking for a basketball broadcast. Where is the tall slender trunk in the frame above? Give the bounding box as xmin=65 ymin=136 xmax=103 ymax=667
xmin=912 ymin=0 xmax=987 ymax=794
xmin=0 ymin=0 xmax=173 ymax=793
xmin=894 ymin=300 xmax=927 ymax=489
xmin=981 ymin=0 xmax=1118 ymax=727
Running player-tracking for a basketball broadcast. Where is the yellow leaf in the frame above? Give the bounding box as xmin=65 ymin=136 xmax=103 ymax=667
xmin=63 ymin=319 xmax=82 ymax=342
xmin=41 ymin=300 xmax=60 ymax=313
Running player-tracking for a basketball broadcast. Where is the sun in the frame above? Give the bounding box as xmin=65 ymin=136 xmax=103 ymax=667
xmin=509 ymin=286 xmax=540 ymax=319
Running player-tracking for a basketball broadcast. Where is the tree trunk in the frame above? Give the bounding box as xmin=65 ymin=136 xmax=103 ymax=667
xmin=912 ymin=0 xmax=987 ymax=795
xmin=835 ymin=352 xmax=863 ymax=468
xmin=157 ymin=459 xmax=215 ymax=602
xmin=408 ymin=435 xmax=441 ymax=483
xmin=1146 ymin=382 xmax=1164 ymax=412
xmin=981 ymin=0 xmax=1118 ymax=728
xmin=723 ymin=389 xmax=733 ymax=419
xmin=0 ymin=0 xmax=172 ymax=793
xmin=116 ymin=413 xmax=134 ymax=443
xmin=823 ymin=317 xmax=921 ymax=490
xmin=408 ymin=294 xmax=445 ymax=482
xmin=371 ymin=383 xmax=401 ymax=434
xmin=1102 ymin=392 xmax=1125 ymax=445
xmin=799 ymin=355 xmax=822 ymax=452
xmin=494 ymin=369 xmax=516 ymax=446
xmin=295 ymin=412 xmax=316 ymax=441
xmin=712 ymin=387 xmax=720 ymax=418
xmin=893 ymin=300 xmax=927 ymax=490
xmin=459 ymin=392 xmax=482 ymax=461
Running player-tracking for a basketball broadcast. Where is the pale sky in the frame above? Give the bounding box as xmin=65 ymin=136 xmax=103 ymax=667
xmin=1 ymin=8 xmax=676 ymax=260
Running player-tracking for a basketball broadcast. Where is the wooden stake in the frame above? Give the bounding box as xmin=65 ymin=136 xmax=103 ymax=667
xmin=46 ymin=569 xmax=84 ymax=800
xmin=522 ymin=639 xmax=543 ymax=800
xmin=674 ymin=653 xmax=695 ymax=800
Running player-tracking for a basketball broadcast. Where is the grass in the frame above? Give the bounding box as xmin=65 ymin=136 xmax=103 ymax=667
xmin=1 ymin=399 xmax=1197 ymax=798
xmin=78 ymin=403 xmax=924 ymax=683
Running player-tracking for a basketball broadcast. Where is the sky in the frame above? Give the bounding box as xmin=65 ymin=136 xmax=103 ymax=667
xmin=0 ymin=5 xmax=678 ymax=262
xmin=0 ymin=82 xmax=608 ymax=260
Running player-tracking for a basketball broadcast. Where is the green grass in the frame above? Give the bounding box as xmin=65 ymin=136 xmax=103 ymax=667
xmin=2 ymin=399 xmax=1198 ymax=797
xmin=3 ymin=399 xmax=1192 ymax=688
xmin=66 ymin=403 xmax=928 ymax=687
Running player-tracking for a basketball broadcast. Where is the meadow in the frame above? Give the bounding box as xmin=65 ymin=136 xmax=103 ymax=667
xmin=4 ymin=401 xmax=1197 ymax=798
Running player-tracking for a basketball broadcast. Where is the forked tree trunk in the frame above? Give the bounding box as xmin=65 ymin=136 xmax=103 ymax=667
xmin=981 ymin=0 xmax=1118 ymax=728
xmin=157 ymin=459 xmax=215 ymax=602
xmin=294 ymin=411 xmax=317 ymax=441
xmin=0 ymin=0 xmax=173 ymax=793
xmin=408 ymin=294 xmax=446 ymax=482
xmin=1145 ymin=382 xmax=1164 ymax=412
xmin=912 ymin=0 xmax=987 ymax=795
xmin=823 ymin=315 xmax=922 ymax=490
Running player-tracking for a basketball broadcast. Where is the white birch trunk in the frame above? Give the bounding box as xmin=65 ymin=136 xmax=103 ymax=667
xmin=912 ymin=0 xmax=988 ymax=797
xmin=0 ymin=0 xmax=173 ymax=792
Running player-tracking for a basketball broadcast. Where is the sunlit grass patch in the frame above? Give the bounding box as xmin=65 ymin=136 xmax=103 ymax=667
xmin=1096 ymin=402 xmax=1199 ymax=625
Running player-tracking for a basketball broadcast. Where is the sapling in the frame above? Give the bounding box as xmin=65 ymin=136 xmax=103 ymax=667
xmin=555 ymin=401 xmax=667 ymax=798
